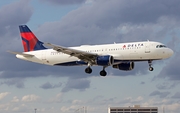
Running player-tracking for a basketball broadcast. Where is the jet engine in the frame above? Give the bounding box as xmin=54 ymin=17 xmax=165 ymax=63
xmin=112 ymin=62 xmax=134 ymax=71
xmin=96 ymin=55 xmax=114 ymax=66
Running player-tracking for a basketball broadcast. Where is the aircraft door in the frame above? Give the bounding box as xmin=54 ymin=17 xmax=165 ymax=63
xmin=145 ymin=43 xmax=150 ymax=53
xmin=41 ymin=51 xmax=47 ymax=64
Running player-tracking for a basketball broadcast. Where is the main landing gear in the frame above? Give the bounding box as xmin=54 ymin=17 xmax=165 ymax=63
xmin=85 ymin=67 xmax=92 ymax=74
xmin=85 ymin=66 xmax=107 ymax=76
xmin=85 ymin=63 xmax=92 ymax=74
xmin=100 ymin=66 xmax=107 ymax=76
xmin=148 ymin=60 xmax=154 ymax=71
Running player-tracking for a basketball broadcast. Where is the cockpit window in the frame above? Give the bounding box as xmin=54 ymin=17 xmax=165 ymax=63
xmin=156 ymin=45 xmax=167 ymax=48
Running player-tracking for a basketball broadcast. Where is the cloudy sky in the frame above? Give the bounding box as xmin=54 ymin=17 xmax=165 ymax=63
xmin=0 ymin=0 xmax=180 ymax=113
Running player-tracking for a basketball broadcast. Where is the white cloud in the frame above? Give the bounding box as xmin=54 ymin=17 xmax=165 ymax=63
xmin=12 ymin=104 xmax=28 ymax=112
xmin=85 ymin=0 xmax=94 ymax=4
xmin=21 ymin=94 xmax=40 ymax=102
xmin=72 ymin=99 xmax=83 ymax=104
xmin=0 ymin=103 xmax=9 ymax=111
xmin=11 ymin=96 xmax=19 ymax=102
xmin=60 ymin=105 xmax=79 ymax=112
xmin=12 ymin=107 xmax=19 ymax=111
xmin=48 ymin=93 xmax=63 ymax=103
xmin=166 ymin=103 xmax=180 ymax=112
xmin=135 ymin=96 xmax=144 ymax=101
xmin=0 ymin=92 xmax=10 ymax=100
xmin=120 ymin=96 xmax=144 ymax=104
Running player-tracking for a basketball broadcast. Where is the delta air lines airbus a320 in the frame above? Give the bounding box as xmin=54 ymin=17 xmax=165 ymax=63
xmin=9 ymin=25 xmax=173 ymax=76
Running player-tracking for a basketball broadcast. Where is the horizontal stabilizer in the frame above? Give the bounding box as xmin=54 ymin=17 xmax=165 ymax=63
xmin=7 ymin=51 xmax=34 ymax=57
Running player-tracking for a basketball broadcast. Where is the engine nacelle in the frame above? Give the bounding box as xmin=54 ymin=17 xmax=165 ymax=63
xmin=112 ymin=62 xmax=134 ymax=71
xmin=96 ymin=55 xmax=114 ymax=66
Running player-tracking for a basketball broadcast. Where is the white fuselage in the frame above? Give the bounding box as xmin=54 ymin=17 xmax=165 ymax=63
xmin=16 ymin=41 xmax=173 ymax=66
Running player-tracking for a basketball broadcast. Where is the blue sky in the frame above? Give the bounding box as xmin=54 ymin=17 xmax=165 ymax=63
xmin=0 ymin=0 xmax=180 ymax=113
xmin=29 ymin=0 xmax=80 ymax=28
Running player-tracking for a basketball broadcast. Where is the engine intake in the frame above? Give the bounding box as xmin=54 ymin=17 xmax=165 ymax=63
xmin=112 ymin=62 xmax=134 ymax=71
xmin=96 ymin=55 xmax=114 ymax=66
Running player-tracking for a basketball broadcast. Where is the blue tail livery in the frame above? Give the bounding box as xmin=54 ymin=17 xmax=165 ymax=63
xmin=19 ymin=25 xmax=46 ymax=52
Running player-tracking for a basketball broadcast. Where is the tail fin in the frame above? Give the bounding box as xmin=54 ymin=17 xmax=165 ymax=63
xmin=19 ymin=25 xmax=47 ymax=52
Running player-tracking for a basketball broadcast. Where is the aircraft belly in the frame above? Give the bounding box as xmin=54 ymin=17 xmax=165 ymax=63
xmin=47 ymin=54 xmax=80 ymax=65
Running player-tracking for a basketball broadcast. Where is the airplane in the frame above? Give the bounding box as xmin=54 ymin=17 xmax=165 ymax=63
xmin=9 ymin=25 xmax=174 ymax=76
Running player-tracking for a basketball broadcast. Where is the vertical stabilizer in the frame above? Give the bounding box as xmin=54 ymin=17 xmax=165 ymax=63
xmin=19 ymin=25 xmax=46 ymax=52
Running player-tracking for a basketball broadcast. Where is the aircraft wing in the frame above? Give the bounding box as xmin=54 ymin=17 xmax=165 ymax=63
xmin=7 ymin=51 xmax=34 ymax=57
xmin=45 ymin=43 xmax=98 ymax=64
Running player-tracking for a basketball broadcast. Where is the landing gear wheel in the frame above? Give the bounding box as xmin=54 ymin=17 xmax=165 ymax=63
xmin=100 ymin=70 xmax=107 ymax=76
xmin=148 ymin=60 xmax=154 ymax=71
xmin=149 ymin=67 xmax=154 ymax=71
xmin=85 ymin=67 xmax=92 ymax=74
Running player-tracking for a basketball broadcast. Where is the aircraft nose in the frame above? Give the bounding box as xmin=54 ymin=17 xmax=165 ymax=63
xmin=168 ymin=48 xmax=174 ymax=57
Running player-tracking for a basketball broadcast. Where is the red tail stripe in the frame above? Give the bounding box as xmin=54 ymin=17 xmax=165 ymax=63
xmin=21 ymin=32 xmax=38 ymax=52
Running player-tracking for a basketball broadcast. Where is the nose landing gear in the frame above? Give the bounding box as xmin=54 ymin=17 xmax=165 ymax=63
xmin=148 ymin=60 xmax=154 ymax=71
